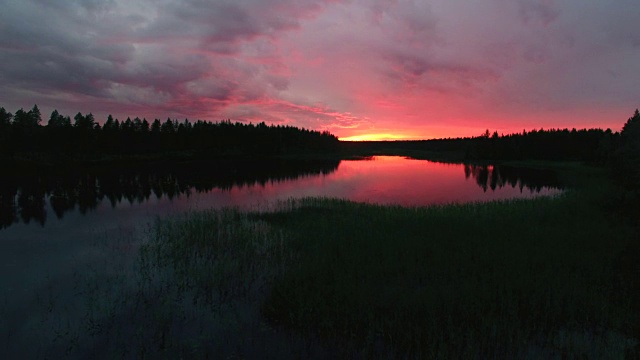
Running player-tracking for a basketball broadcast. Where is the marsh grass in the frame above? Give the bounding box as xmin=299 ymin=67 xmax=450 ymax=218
xmin=116 ymin=209 xmax=324 ymax=358
xmin=257 ymin=194 xmax=638 ymax=358
xmin=9 ymin=176 xmax=638 ymax=358
xmin=122 ymin=179 xmax=639 ymax=358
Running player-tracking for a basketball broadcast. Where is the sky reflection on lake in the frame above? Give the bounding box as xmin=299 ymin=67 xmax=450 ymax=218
xmin=0 ymin=156 xmax=562 ymax=233
xmin=321 ymin=156 xmax=561 ymax=206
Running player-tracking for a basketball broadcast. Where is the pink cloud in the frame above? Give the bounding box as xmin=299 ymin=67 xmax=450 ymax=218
xmin=0 ymin=0 xmax=638 ymax=138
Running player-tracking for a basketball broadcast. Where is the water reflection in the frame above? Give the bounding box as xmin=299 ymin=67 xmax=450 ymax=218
xmin=0 ymin=157 xmax=563 ymax=230
xmin=327 ymin=157 xmax=562 ymax=206
xmin=463 ymin=164 xmax=561 ymax=193
xmin=0 ymin=159 xmax=340 ymax=229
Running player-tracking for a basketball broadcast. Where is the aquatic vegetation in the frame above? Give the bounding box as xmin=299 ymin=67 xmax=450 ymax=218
xmin=128 ymin=187 xmax=638 ymax=357
xmin=4 ymin=175 xmax=638 ymax=358
xmin=258 ymin=195 xmax=637 ymax=358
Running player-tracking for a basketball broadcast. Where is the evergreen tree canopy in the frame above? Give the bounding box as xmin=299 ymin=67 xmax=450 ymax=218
xmin=618 ymin=109 xmax=640 ymax=185
xmin=0 ymin=107 xmax=12 ymax=127
xmin=13 ymin=106 xmax=41 ymax=128
xmin=0 ymin=104 xmax=340 ymax=158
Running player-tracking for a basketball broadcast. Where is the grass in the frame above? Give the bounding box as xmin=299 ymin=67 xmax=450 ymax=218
xmin=7 ymin=166 xmax=638 ymax=358
xmin=125 ymin=175 xmax=639 ymax=358
xmin=256 ymin=196 xmax=637 ymax=358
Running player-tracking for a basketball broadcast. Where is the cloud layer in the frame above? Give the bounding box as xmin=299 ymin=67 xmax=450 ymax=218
xmin=1 ymin=0 xmax=638 ymax=138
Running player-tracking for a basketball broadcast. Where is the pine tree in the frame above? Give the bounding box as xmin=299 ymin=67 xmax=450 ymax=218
xmin=28 ymin=104 xmax=42 ymax=126
xmin=0 ymin=107 xmax=12 ymax=127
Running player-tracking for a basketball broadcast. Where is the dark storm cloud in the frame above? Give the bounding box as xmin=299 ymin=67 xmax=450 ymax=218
xmin=0 ymin=0 xmax=340 ymax=121
xmin=138 ymin=0 xmax=334 ymax=51
xmin=516 ymin=0 xmax=559 ymax=25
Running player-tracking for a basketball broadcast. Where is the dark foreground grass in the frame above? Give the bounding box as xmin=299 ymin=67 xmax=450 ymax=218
xmin=136 ymin=180 xmax=640 ymax=358
xmin=259 ymin=197 xmax=637 ymax=358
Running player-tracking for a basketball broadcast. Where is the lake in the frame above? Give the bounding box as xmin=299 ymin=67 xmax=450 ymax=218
xmin=0 ymin=156 xmax=562 ymax=357
xmin=0 ymin=156 xmax=561 ymax=232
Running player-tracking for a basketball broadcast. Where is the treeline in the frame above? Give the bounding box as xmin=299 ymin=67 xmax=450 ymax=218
xmin=473 ymin=128 xmax=615 ymax=162
xmin=341 ymin=128 xmax=617 ymax=164
xmin=343 ymin=110 xmax=640 ymax=169
xmin=475 ymin=110 xmax=640 ymax=190
xmin=0 ymin=105 xmax=339 ymax=160
xmin=616 ymin=109 xmax=640 ymax=189
xmin=345 ymin=128 xmax=618 ymax=163
xmin=1 ymin=104 xmax=638 ymax=179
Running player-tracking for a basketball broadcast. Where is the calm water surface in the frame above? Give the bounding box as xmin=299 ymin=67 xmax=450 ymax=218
xmin=0 ymin=156 xmax=561 ymax=233
xmin=0 ymin=156 xmax=562 ymax=357
xmin=0 ymin=155 xmax=564 ymax=275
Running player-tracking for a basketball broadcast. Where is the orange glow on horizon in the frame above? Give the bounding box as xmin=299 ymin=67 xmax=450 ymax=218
xmin=338 ymin=133 xmax=426 ymax=141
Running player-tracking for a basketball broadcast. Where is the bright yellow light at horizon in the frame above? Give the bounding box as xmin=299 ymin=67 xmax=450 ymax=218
xmin=339 ymin=133 xmax=419 ymax=141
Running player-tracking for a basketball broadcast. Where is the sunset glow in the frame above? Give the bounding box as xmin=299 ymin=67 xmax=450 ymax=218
xmin=1 ymin=1 xmax=638 ymax=138
xmin=339 ymin=133 xmax=419 ymax=142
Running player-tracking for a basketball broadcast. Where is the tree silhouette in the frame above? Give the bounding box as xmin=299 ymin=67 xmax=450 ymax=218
xmin=9 ymin=102 xmax=636 ymax=167
xmin=103 ymin=115 xmax=116 ymax=131
xmin=29 ymin=104 xmax=42 ymax=126
xmin=48 ymin=109 xmax=60 ymax=127
xmin=74 ymin=112 xmax=96 ymax=130
xmin=47 ymin=109 xmax=71 ymax=128
xmin=618 ymin=109 xmax=640 ymax=186
xmin=151 ymin=119 xmax=161 ymax=133
xmin=0 ymin=107 xmax=12 ymax=156
xmin=161 ymin=118 xmax=175 ymax=133
xmin=13 ymin=108 xmax=31 ymax=128
xmin=142 ymin=118 xmax=150 ymax=132
xmin=0 ymin=107 xmax=12 ymax=127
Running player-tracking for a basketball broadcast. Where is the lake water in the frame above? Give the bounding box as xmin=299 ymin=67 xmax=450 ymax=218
xmin=0 ymin=156 xmax=562 ymax=357
xmin=0 ymin=156 xmax=561 ymax=233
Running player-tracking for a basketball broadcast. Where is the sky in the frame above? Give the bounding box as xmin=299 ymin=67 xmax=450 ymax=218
xmin=0 ymin=0 xmax=638 ymax=140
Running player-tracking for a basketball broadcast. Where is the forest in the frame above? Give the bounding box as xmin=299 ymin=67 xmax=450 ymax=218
xmin=1 ymin=105 xmax=639 ymax=188
xmin=0 ymin=105 xmax=340 ymax=160
xmin=346 ymin=109 xmax=640 ymax=188
xmin=346 ymin=126 xmax=618 ymax=163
